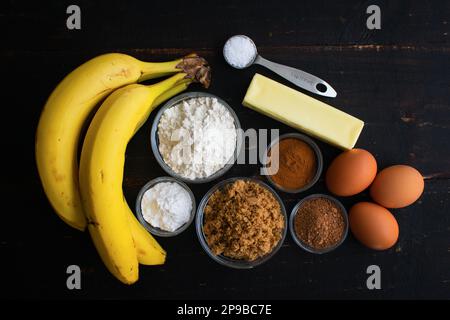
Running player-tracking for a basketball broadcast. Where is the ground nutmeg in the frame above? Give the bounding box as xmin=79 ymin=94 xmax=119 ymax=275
xmin=294 ymin=197 xmax=345 ymax=250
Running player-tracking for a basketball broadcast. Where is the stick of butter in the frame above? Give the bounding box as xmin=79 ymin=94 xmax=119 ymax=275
xmin=242 ymin=74 xmax=364 ymax=150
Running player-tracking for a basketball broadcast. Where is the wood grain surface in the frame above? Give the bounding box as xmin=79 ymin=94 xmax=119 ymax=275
xmin=1 ymin=0 xmax=449 ymax=299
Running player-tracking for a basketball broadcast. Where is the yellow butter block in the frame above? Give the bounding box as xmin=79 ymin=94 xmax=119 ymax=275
xmin=242 ymin=74 xmax=364 ymax=150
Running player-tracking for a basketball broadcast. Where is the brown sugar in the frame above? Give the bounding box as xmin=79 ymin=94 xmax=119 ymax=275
xmin=294 ymin=197 xmax=345 ymax=249
xmin=267 ymin=138 xmax=317 ymax=190
xmin=203 ymin=180 xmax=285 ymax=261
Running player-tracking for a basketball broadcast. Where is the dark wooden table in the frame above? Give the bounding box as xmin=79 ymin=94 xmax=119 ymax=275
xmin=1 ymin=0 xmax=449 ymax=299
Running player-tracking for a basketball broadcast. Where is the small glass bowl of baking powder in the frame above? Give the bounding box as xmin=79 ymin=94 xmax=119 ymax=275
xmin=135 ymin=176 xmax=196 ymax=237
xmin=151 ymin=92 xmax=242 ymax=184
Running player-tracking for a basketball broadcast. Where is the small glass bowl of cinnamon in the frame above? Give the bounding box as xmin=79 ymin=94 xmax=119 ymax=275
xmin=262 ymin=133 xmax=323 ymax=193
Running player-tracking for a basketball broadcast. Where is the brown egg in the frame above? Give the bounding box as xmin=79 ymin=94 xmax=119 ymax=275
xmin=326 ymin=149 xmax=377 ymax=196
xmin=370 ymin=165 xmax=424 ymax=208
xmin=349 ymin=202 xmax=399 ymax=250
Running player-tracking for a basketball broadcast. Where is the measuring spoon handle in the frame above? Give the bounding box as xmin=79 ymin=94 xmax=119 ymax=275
xmin=253 ymin=55 xmax=337 ymax=98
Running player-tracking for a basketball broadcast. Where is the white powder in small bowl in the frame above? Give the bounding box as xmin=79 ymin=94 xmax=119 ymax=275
xmin=141 ymin=181 xmax=192 ymax=232
xmin=223 ymin=36 xmax=257 ymax=69
xmin=157 ymin=96 xmax=237 ymax=180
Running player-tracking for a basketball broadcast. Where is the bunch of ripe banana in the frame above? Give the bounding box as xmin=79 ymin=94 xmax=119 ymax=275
xmin=36 ymin=53 xmax=211 ymax=284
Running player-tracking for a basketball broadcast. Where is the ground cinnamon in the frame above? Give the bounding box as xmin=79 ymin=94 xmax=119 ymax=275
xmin=267 ymin=138 xmax=317 ymax=190
xmin=294 ymin=197 xmax=345 ymax=249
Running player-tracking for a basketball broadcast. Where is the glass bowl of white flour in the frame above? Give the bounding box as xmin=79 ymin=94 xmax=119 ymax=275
xmin=151 ymin=92 xmax=241 ymax=184
xmin=135 ymin=176 xmax=196 ymax=237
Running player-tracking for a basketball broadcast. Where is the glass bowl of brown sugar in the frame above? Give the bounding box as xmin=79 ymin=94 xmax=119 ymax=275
xmin=196 ymin=177 xmax=288 ymax=269
xmin=289 ymin=194 xmax=349 ymax=254
xmin=262 ymin=133 xmax=323 ymax=194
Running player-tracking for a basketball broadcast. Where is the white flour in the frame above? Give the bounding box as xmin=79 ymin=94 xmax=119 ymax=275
xmin=157 ymin=97 xmax=237 ymax=180
xmin=141 ymin=182 xmax=192 ymax=232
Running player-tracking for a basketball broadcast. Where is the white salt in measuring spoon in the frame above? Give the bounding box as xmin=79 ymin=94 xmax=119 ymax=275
xmin=223 ymin=35 xmax=337 ymax=98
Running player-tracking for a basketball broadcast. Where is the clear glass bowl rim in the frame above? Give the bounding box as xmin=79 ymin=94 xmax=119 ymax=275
xmin=135 ymin=176 xmax=197 ymax=237
xmin=196 ymin=177 xmax=288 ymax=269
xmin=262 ymin=132 xmax=323 ymax=194
xmin=150 ymin=91 xmax=242 ymax=184
xmin=289 ymin=193 xmax=349 ymax=254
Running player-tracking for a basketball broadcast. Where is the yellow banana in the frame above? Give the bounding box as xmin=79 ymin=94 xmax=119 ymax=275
xmin=131 ymin=82 xmax=189 ymax=266
xmin=35 ymin=53 xmax=195 ymax=230
xmin=79 ymin=64 xmax=211 ymax=284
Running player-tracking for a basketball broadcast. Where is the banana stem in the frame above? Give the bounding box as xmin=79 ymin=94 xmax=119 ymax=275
xmin=139 ymin=59 xmax=183 ymax=82
xmin=140 ymin=53 xmax=211 ymax=88
xmin=133 ymin=74 xmax=190 ymax=135
xmin=151 ymin=81 xmax=191 ymax=108
xmin=148 ymin=72 xmax=188 ymax=93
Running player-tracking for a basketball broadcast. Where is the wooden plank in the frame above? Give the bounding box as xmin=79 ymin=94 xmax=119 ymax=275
xmin=3 ymin=45 xmax=449 ymax=173
xmin=2 ymin=45 xmax=449 ymax=298
xmin=1 ymin=0 xmax=449 ymax=50
xmin=1 ymin=0 xmax=449 ymax=300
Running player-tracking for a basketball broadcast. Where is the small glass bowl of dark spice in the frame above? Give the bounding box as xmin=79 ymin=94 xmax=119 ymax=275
xmin=289 ymin=194 xmax=348 ymax=254
xmin=263 ymin=133 xmax=323 ymax=193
